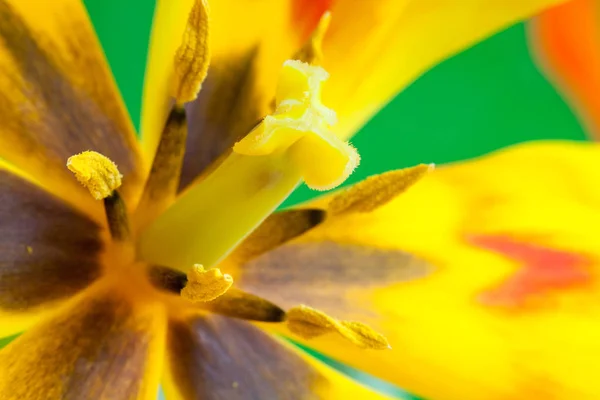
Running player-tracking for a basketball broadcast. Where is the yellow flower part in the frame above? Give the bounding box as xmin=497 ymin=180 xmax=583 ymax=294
xmin=234 ymin=59 xmax=360 ymax=190
xmin=66 ymin=151 xmax=123 ymax=200
xmin=180 ymin=265 xmax=233 ymax=303
xmin=287 ymin=305 xmax=390 ymax=349
xmin=0 ymin=0 xmax=573 ymax=399
xmin=172 ymin=0 xmax=210 ymax=105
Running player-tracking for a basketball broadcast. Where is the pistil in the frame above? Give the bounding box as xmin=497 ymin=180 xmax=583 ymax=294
xmin=140 ymin=60 xmax=360 ymax=270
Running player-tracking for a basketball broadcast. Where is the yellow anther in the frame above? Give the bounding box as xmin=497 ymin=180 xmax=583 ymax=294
xmin=286 ymin=305 xmax=391 ymax=350
xmin=181 ymin=264 xmax=233 ymax=303
xmin=233 ymin=60 xmax=359 ymax=191
xmin=329 ymin=164 xmax=435 ymax=215
xmin=294 ymin=11 xmax=331 ymax=65
xmin=66 ymin=151 xmax=122 ymax=200
xmin=173 ymin=0 xmax=210 ymax=105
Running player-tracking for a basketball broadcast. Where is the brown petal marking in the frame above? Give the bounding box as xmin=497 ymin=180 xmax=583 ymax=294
xmin=0 ymin=170 xmax=103 ymax=311
xmin=0 ymin=289 xmax=164 ymax=400
xmin=179 ymin=49 xmax=263 ymax=191
xmin=0 ymin=1 xmax=143 ymax=203
xmin=237 ymin=241 xmax=434 ymax=319
xmin=166 ymin=315 xmax=327 ymax=400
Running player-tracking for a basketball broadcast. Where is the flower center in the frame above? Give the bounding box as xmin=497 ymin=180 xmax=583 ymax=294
xmin=64 ymin=2 xmax=388 ymax=351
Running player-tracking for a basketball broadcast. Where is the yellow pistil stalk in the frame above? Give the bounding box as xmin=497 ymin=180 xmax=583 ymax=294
xmin=181 ymin=264 xmax=233 ymax=303
xmin=140 ymin=60 xmax=359 ymax=270
xmin=287 ymin=305 xmax=391 ymax=350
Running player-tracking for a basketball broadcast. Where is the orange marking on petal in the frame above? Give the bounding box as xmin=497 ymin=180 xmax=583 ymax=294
xmin=292 ymin=0 xmax=334 ymax=40
xmin=469 ymin=235 xmax=592 ymax=308
xmin=530 ymin=0 xmax=600 ymax=139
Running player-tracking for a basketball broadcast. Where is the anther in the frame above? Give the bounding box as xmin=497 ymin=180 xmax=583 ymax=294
xmin=329 ymin=164 xmax=435 ymax=215
xmin=173 ymin=0 xmax=210 ymax=106
xmin=135 ymin=0 xmax=210 ymax=228
xmin=67 ymin=151 xmax=130 ymax=240
xmin=181 ymin=264 xmax=233 ymax=303
xmin=294 ymin=11 xmax=331 ymax=66
xmin=233 ymin=60 xmax=360 ymax=191
xmin=67 ymin=151 xmax=122 ymax=200
xmin=286 ymin=305 xmax=391 ymax=350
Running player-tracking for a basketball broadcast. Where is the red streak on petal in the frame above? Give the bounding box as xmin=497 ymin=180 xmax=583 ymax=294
xmin=469 ymin=235 xmax=592 ymax=308
xmin=292 ymin=0 xmax=334 ymax=41
xmin=530 ymin=0 xmax=600 ymax=140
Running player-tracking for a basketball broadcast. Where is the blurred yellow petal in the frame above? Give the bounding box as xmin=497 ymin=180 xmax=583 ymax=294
xmin=0 ymin=1 xmax=144 ymax=210
xmin=0 ymin=160 xmax=105 ymax=338
xmin=252 ymin=141 xmax=600 ymax=399
xmin=162 ymin=314 xmax=392 ymax=399
xmin=0 ymin=284 xmax=167 ymax=400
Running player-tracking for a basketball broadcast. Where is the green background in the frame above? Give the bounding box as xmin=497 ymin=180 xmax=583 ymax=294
xmin=1 ymin=1 xmax=588 ymax=399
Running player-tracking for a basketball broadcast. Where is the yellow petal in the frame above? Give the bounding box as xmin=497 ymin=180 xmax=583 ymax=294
xmin=0 ymin=160 xmax=105 ymax=338
xmin=321 ymin=0 xmax=569 ymax=139
xmin=0 ymin=1 xmax=144 ymax=210
xmin=139 ymin=0 xmax=191 ymax=166
xmin=257 ymin=140 xmax=600 ymax=399
xmin=162 ymin=314 xmax=392 ymax=400
xmin=0 ymin=283 xmax=167 ymax=400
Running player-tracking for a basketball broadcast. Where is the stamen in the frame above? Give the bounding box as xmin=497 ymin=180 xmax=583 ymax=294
xmin=233 ymin=60 xmax=359 ymax=190
xmin=286 ymin=305 xmax=391 ymax=350
xmin=135 ymin=0 xmax=209 ymax=228
xmin=135 ymin=106 xmax=188 ymax=230
xmin=66 ymin=151 xmax=122 ymax=200
xmin=294 ymin=11 xmax=331 ymax=66
xmin=181 ymin=264 xmax=233 ymax=302
xmin=103 ymin=191 xmax=130 ymax=241
xmin=329 ymin=164 xmax=435 ymax=215
xmin=173 ymin=0 xmax=210 ymax=105
xmin=147 ymin=265 xmax=285 ymax=322
xmin=67 ymin=151 xmax=130 ymax=240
